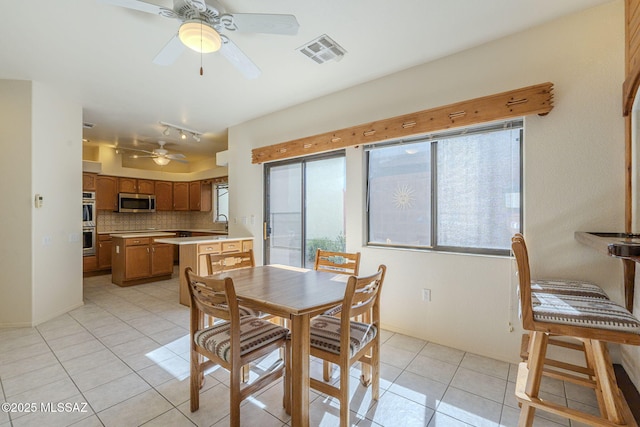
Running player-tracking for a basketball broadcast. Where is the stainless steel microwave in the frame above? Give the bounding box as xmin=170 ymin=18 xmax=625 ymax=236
xmin=118 ymin=193 xmax=156 ymax=213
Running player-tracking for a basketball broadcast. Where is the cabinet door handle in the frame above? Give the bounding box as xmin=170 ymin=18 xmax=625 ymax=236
xmin=147 ymin=247 xmax=150 ymax=253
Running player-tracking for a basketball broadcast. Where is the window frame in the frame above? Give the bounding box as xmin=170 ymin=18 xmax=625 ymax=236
xmin=365 ymin=119 xmax=523 ymax=256
xmin=213 ymin=182 xmax=229 ymax=223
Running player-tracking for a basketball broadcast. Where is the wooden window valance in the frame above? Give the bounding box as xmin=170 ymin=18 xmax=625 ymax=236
xmin=251 ymin=82 xmax=554 ymax=164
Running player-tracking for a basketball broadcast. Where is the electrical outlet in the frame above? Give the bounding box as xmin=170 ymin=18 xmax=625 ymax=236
xmin=422 ymin=288 xmax=431 ymax=302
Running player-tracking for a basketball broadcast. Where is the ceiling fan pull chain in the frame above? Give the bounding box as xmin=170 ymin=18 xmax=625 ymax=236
xmin=200 ymin=21 xmax=204 ymax=76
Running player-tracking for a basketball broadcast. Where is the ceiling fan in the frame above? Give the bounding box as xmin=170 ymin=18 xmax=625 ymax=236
xmin=98 ymin=0 xmax=300 ymax=79
xmin=125 ymin=141 xmax=188 ymax=165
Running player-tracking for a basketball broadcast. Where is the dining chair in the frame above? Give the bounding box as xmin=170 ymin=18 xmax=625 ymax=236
xmin=206 ymin=250 xmax=255 ymax=275
xmin=314 ymin=249 xmax=361 ymax=276
xmin=511 ymin=235 xmax=640 ymax=426
xmin=313 ymin=249 xmax=362 ymax=381
xmin=185 ymin=267 xmax=290 ymax=427
xmin=205 ymin=250 xmax=260 ymax=318
xmin=286 ymin=264 xmax=386 ymax=427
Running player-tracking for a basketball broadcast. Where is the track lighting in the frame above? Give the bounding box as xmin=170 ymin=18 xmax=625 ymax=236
xmin=158 ymin=121 xmax=203 ymax=142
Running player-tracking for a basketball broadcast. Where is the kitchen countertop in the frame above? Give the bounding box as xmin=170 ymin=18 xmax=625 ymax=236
xmin=109 ymin=232 xmax=177 ymax=239
xmin=99 ymin=229 xmax=227 ymax=235
xmin=154 ymin=235 xmax=253 ymax=245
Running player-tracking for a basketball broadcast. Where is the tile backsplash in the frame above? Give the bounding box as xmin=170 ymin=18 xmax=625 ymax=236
xmin=97 ymin=211 xmax=226 ymax=232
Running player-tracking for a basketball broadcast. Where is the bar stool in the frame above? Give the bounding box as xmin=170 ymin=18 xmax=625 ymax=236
xmin=511 ymin=234 xmax=640 ymax=426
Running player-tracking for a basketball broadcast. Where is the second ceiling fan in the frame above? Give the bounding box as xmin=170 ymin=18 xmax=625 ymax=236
xmin=98 ymin=0 xmax=300 ymax=79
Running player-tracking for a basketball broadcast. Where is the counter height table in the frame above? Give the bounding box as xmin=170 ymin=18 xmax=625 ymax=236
xmin=216 ymin=264 xmax=349 ymax=427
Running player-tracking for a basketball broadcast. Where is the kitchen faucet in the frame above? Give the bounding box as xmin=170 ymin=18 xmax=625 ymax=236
xmin=216 ymin=214 xmax=228 ymax=231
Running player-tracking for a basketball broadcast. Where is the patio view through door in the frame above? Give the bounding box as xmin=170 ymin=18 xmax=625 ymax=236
xmin=264 ymin=151 xmax=346 ymax=268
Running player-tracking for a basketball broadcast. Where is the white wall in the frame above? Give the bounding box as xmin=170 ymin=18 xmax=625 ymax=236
xmin=0 ymin=79 xmax=84 ymax=326
xmin=31 ymin=82 xmax=84 ymax=324
xmin=0 ymin=80 xmax=33 ymax=326
xmin=228 ymin=1 xmax=626 ymax=363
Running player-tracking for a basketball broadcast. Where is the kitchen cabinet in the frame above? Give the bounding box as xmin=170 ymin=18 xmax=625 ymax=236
xmin=111 ymin=234 xmax=175 ymax=286
xmin=173 ymin=182 xmax=189 ymax=211
xmin=83 ymin=255 xmax=97 ymax=273
xmin=189 ymin=180 xmax=212 ymax=211
xmin=156 ymin=236 xmax=254 ymax=306
xmin=97 ymin=234 xmax=112 ymax=270
xmin=155 ymin=181 xmax=173 ymax=211
xmin=83 ymin=173 xmax=97 ymax=191
xmin=151 ymin=243 xmax=174 ymax=276
xmin=96 ymin=175 xmax=118 ymax=210
xmin=118 ymin=178 xmax=154 ymax=194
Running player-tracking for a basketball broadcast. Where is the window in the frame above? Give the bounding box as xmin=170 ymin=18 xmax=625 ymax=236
xmin=214 ymin=183 xmax=229 ymax=222
xmin=366 ymin=120 xmax=522 ymax=255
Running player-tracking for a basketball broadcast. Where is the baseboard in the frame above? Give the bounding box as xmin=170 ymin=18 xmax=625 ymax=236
xmin=614 ymin=364 xmax=640 ymax=424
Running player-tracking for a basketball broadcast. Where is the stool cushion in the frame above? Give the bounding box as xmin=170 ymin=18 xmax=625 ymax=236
xmin=194 ymin=316 xmax=288 ymax=363
xmin=531 ymin=279 xmax=609 ymax=299
xmin=531 ymin=292 xmax=640 ymax=334
xmin=309 ymin=315 xmax=377 ymax=356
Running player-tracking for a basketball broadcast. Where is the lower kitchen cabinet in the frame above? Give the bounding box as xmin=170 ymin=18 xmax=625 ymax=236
xmin=97 ymin=235 xmax=112 ymax=270
xmin=151 ymin=243 xmax=174 ymax=276
xmin=111 ymin=235 xmax=175 ymax=286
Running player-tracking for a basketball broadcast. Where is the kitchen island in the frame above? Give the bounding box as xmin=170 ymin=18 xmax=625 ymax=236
xmin=110 ymin=232 xmax=177 ymax=286
xmin=154 ymin=235 xmax=254 ymax=306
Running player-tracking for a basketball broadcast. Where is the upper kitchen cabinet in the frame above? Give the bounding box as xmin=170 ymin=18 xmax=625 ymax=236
xmin=83 ymin=173 xmax=97 ymax=191
xmin=118 ymin=178 xmax=154 ymax=194
xmin=190 ymin=180 xmax=212 ymax=211
xmin=173 ymin=182 xmax=190 ymax=211
xmin=96 ymin=175 xmax=118 ymax=211
xmin=155 ymin=181 xmax=173 ymax=211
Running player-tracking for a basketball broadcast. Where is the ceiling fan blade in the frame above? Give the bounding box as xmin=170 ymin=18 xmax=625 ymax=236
xmin=97 ymin=0 xmax=176 ymax=18
xmin=229 ymin=13 xmax=299 ymax=35
xmin=219 ymin=36 xmax=261 ymax=79
xmin=171 ymin=158 xmax=189 ymax=163
xmin=166 ymin=153 xmax=186 ymax=160
xmin=118 ymin=147 xmax=155 ymax=155
xmin=152 ymin=35 xmax=186 ymax=66
xmin=184 ymin=0 xmax=207 ymax=12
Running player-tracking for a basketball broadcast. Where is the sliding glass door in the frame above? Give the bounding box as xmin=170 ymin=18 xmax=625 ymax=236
xmin=264 ymin=151 xmax=346 ymax=268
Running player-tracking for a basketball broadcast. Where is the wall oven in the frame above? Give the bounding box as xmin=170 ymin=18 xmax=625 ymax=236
xmin=83 ymin=191 xmax=96 ymax=227
xmin=83 ymin=227 xmax=96 ymax=256
xmin=82 ymin=191 xmax=96 ymax=256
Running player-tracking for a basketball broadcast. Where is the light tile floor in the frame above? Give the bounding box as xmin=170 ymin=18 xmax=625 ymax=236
xmin=0 ymin=269 xmax=601 ymax=427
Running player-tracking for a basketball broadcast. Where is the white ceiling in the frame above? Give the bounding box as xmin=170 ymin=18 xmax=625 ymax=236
xmin=0 ymin=0 xmax=613 ymax=166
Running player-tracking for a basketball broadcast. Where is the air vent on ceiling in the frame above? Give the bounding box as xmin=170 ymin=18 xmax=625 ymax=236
xmin=298 ymin=34 xmax=346 ymax=64
xmin=83 ymin=122 xmax=95 ymax=129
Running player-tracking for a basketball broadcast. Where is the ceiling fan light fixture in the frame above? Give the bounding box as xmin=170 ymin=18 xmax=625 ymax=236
xmin=180 ymin=130 xmax=187 ymax=140
xmin=192 ymin=133 xmax=200 ymax=142
xmin=153 ymin=156 xmax=171 ymax=166
xmin=179 ymin=20 xmax=222 ymax=53
xmin=162 ymin=126 xmax=171 ymax=136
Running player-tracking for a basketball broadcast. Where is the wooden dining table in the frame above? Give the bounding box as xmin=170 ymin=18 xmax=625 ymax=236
xmin=216 ymin=264 xmax=349 ymax=427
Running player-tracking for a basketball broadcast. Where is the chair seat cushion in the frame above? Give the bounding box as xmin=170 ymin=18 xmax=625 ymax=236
xmin=213 ymin=304 xmax=259 ymax=317
xmin=531 ymin=279 xmax=609 ymax=299
xmin=309 ymin=315 xmax=377 ymax=356
xmin=531 ymin=292 xmax=640 ymax=334
xmin=323 ymin=305 xmax=343 ymax=316
xmin=194 ymin=316 xmax=288 ymax=363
